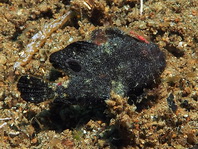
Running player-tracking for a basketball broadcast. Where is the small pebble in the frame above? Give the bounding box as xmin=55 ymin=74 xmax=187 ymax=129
xmin=0 ymin=54 xmax=7 ymax=65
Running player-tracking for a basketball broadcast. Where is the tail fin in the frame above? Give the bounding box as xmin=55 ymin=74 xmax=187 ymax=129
xmin=17 ymin=76 xmax=54 ymax=103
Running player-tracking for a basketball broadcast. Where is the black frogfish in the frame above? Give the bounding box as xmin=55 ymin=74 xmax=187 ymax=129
xmin=17 ymin=28 xmax=166 ymax=105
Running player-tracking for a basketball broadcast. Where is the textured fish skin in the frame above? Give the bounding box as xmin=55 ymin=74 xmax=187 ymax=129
xmin=17 ymin=28 xmax=166 ymax=104
xmin=17 ymin=76 xmax=54 ymax=103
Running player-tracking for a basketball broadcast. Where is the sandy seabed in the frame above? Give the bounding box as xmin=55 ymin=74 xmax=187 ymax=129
xmin=0 ymin=0 xmax=197 ymax=148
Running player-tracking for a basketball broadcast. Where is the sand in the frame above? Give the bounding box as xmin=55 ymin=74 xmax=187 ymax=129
xmin=0 ymin=0 xmax=197 ymax=148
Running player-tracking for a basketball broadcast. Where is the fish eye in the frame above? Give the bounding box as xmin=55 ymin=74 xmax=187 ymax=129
xmin=67 ymin=59 xmax=82 ymax=72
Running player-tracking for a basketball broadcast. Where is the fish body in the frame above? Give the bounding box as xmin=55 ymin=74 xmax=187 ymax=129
xmin=17 ymin=28 xmax=166 ymax=104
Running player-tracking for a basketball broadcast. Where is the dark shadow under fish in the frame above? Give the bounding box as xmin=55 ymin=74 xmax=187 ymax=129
xmin=17 ymin=28 xmax=166 ymax=105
